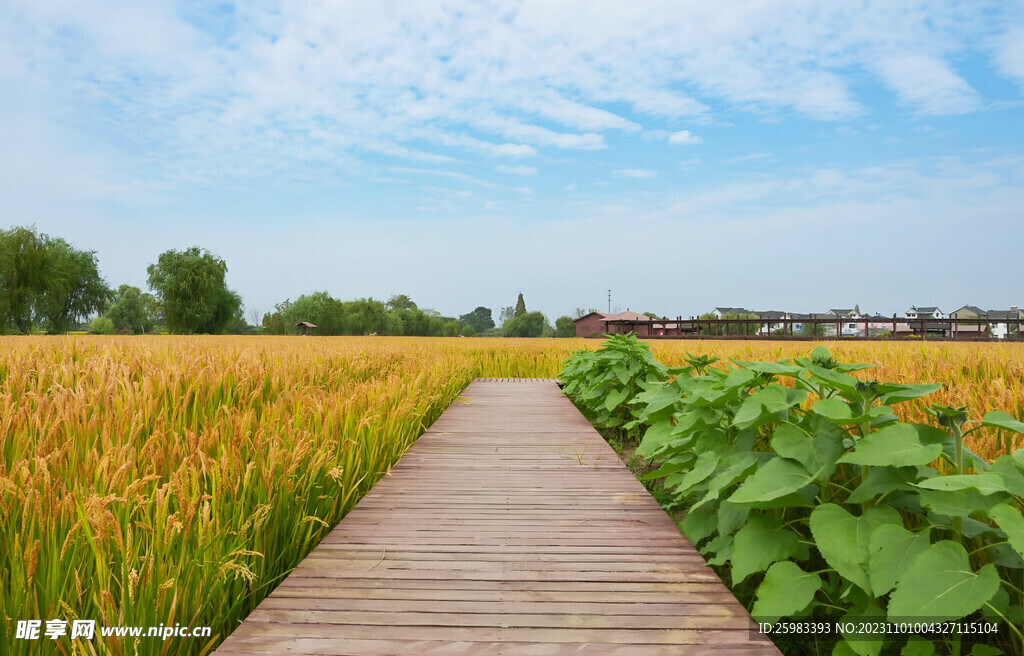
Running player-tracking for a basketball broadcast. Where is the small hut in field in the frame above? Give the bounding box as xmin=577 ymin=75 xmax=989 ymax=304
xmin=295 ymin=321 xmax=317 ymax=336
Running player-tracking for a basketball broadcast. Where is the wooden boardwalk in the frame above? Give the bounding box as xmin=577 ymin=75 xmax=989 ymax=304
xmin=216 ymin=379 xmax=779 ymax=655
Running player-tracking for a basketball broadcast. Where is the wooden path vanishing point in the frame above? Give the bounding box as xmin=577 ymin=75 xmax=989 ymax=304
xmin=215 ymin=379 xmax=780 ymax=655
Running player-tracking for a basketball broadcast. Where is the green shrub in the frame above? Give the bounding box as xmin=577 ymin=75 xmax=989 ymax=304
xmin=89 ymin=316 xmax=115 ymax=335
xmin=561 ymin=343 xmax=1024 ymax=656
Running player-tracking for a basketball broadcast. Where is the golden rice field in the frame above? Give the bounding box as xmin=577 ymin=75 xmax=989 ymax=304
xmin=1 ymin=336 xmax=1022 ymax=654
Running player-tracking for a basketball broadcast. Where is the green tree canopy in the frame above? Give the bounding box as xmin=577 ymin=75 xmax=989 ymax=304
xmin=0 ymin=226 xmax=46 ymax=333
xmin=385 ymin=294 xmax=417 ymax=312
xmin=106 ymin=284 xmax=157 ymax=334
xmin=260 ymin=292 xmax=460 ymax=337
xmin=36 ymin=238 xmax=111 ymax=334
xmin=555 ymin=315 xmax=575 ymax=338
xmin=458 ymin=306 xmax=494 ymax=334
xmin=0 ymin=226 xmax=110 ymax=334
xmin=514 ymin=293 xmax=527 ymax=317
xmin=146 ymin=246 xmax=242 ymax=334
xmin=504 ymin=311 xmax=549 ymax=337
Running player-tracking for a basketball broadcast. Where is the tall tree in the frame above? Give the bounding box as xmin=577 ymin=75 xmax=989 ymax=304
xmin=498 ymin=306 xmax=515 ymax=324
xmin=0 ymin=226 xmax=110 ymax=334
xmin=514 ymin=293 xmax=527 ymax=317
xmin=36 ymin=238 xmax=111 ymax=334
xmin=146 ymin=246 xmax=242 ymax=334
xmin=106 ymin=284 xmax=157 ymax=334
xmin=504 ymin=311 xmax=549 ymax=337
xmin=555 ymin=315 xmax=575 ymax=338
xmin=458 ymin=306 xmax=494 ymax=334
xmin=385 ymin=294 xmax=418 ymax=312
xmin=0 ymin=226 xmax=46 ymax=333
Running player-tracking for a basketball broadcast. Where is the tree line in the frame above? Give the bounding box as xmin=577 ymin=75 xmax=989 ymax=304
xmin=1 ymin=225 xmax=579 ymax=336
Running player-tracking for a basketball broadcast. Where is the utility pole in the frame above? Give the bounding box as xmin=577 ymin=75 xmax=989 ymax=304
xmin=608 ymin=290 xmax=611 ymax=313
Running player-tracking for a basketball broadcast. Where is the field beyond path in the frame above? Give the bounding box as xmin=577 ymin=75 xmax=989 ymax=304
xmin=215 ymin=378 xmax=778 ymax=655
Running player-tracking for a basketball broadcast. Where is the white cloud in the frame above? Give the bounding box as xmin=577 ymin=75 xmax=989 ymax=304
xmin=994 ymin=26 xmax=1024 ymax=92
xmin=616 ymin=168 xmax=658 ymax=178
xmin=874 ymin=54 xmax=981 ymax=115
xmin=0 ymin=0 xmax=1018 ymax=191
xmin=565 ymin=182 xmax=576 ymax=191
xmin=497 ymin=165 xmax=538 ymax=176
xmin=725 ymin=153 xmax=772 ymax=163
xmin=490 ymin=143 xmax=539 ymax=158
xmin=668 ymin=130 xmax=702 ymax=145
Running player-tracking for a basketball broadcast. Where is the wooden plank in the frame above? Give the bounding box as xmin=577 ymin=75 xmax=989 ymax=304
xmin=215 ymin=379 xmax=779 ymax=655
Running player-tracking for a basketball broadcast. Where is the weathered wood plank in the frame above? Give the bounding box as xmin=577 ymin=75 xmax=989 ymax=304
xmin=215 ymin=379 xmax=779 ymax=655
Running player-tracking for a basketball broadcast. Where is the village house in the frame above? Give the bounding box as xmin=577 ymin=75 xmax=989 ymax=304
xmin=826 ymin=305 xmax=864 ymax=336
xmin=906 ymin=305 xmax=944 ymax=319
xmin=573 ymin=310 xmax=652 ymax=337
xmin=988 ymin=307 xmax=1023 ymax=339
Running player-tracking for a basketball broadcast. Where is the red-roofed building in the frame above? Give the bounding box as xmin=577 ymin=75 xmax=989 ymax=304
xmin=573 ymin=311 xmax=653 ymax=337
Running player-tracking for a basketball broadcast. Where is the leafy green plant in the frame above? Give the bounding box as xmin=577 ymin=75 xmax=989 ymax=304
xmin=562 ymin=344 xmax=1024 ymax=656
xmin=559 ymin=333 xmax=669 ymax=432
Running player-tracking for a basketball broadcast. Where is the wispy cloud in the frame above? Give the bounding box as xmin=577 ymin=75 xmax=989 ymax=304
xmin=3 ymin=1 xmax=1017 ymax=190
xmin=616 ymin=168 xmax=658 ymax=178
xmin=497 ymin=165 xmax=538 ymax=176
xmin=668 ymin=130 xmax=702 ymax=145
xmin=725 ymin=152 xmax=772 ymax=163
xmin=873 ymin=55 xmax=981 ymax=115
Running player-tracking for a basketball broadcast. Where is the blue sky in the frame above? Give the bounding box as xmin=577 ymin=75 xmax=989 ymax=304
xmin=1 ymin=1 xmax=1022 ymax=321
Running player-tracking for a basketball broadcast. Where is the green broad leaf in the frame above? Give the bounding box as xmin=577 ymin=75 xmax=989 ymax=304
xmin=982 ymin=410 xmax=1024 ymax=435
xmin=810 ymin=416 xmax=845 ymax=481
xmin=919 ymin=488 xmax=1010 ymax=518
xmin=636 ymin=420 xmax=678 ymax=457
xmin=981 ymin=587 xmax=1011 ymax=624
xmin=838 ymin=424 xmax=943 ymax=467
xmin=847 ymin=466 xmax=934 ymax=505
xmin=901 ymin=638 xmax=937 ymax=656
xmin=750 ymin=560 xmax=821 ymax=623
xmin=771 ymin=422 xmax=815 ymax=469
xmin=692 ymin=452 xmax=760 ymax=510
xmin=805 ymin=364 xmax=860 ymax=396
xmin=603 ymin=387 xmax=628 ymax=412
xmin=812 ymin=397 xmax=855 ymax=422
xmin=988 ymin=504 xmax=1024 ymax=560
xmin=969 ymin=646 xmax=1004 ymax=656
xmin=838 ymin=600 xmax=886 ymax=656
xmin=731 ymin=360 xmax=803 ymax=376
xmin=638 ymin=455 xmax=693 ymax=481
xmin=887 ymin=540 xmax=1000 ymax=621
xmin=916 ymin=473 xmax=1009 ymax=496
xmin=835 ymin=363 xmax=876 ymax=373
xmin=914 ymin=424 xmax=990 ymax=472
xmin=631 ymin=385 xmax=680 ymax=423
xmin=716 ymin=501 xmax=749 ymax=537
xmin=809 ymin=504 xmax=902 ymax=593
xmin=990 ymin=455 xmax=1024 ymax=497
xmin=771 ymin=420 xmax=842 ymax=482
xmin=664 ymin=451 xmax=719 ymax=495
xmin=681 ymin=505 xmax=718 ymax=544
xmin=723 ymin=366 xmax=757 ymax=390
xmin=749 ymin=486 xmax=818 ymax=510
xmin=867 ymin=524 xmax=931 ymax=596
xmin=732 ymin=393 xmax=767 ymax=429
xmin=728 ymin=457 xmax=815 ymax=505
xmin=879 ymin=383 xmax=943 ymax=405
xmin=730 ymin=513 xmax=799 ymax=585
xmin=732 ymin=385 xmax=805 ymax=429
xmin=699 ymin=532 xmax=731 ymax=557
